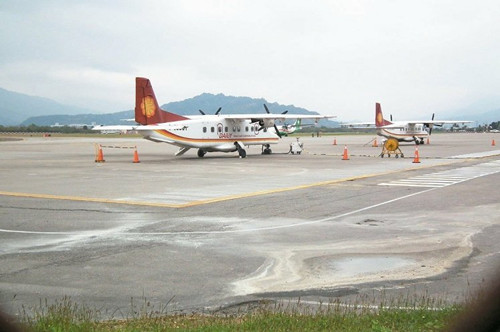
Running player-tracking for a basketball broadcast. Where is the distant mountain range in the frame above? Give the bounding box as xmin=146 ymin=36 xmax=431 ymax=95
xmin=0 ymin=87 xmax=498 ymax=127
xmin=0 ymin=88 xmax=338 ymax=127
xmin=0 ymin=87 xmax=97 ymax=126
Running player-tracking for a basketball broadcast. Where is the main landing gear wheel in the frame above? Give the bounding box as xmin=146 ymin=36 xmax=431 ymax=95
xmin=197 ymin=149 xmax=206 ymax=158
xmin=234 ymin=142 xmax=246 ymax=158
xmin=380 ymin=138 xmax=404 ymax=158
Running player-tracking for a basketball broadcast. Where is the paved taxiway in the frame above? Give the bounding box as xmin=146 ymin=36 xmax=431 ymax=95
xmin=1 ymin=133 xmax=499 ymax=317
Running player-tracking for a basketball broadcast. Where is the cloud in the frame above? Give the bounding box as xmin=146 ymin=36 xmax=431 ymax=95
xmin=1 ymin=0 xmax=499 ymax=119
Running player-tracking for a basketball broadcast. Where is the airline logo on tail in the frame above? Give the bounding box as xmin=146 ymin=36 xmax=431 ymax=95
xmin=375 ymin=102 xmax=392 ymax=127
xmin=141 ymin=96 xmax=156 ymax=118
xmin=376 ymin=112 xmax=383 ymax=126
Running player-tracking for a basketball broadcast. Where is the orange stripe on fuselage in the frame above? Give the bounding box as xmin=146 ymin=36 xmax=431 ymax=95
xmin=154 ymin=129 xmax=279 ymax=144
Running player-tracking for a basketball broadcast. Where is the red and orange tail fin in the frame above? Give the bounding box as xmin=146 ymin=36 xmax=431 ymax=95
xmin=135 ymin=77 xmax=188 ymax=125
xmin=375 ymin=102 xmax=392 ymax=127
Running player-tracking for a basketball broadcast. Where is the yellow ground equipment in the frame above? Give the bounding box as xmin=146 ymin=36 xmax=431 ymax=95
xmin=380 ymin=138 xmax=404 ymax=158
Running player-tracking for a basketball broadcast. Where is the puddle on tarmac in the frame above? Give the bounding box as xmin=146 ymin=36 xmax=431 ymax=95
xmin=327 ymin=256 xmax=414 ymax=278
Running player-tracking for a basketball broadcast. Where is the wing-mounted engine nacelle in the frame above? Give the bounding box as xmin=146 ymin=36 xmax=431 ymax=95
xmin=262 ymin=119 xmax=274 ymax=128
xmin=252 ymin=118 xmax=275 ymax=130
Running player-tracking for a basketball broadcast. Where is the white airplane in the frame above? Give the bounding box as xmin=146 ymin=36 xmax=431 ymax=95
xmin=276 ymin=118 xmax=302 ymax=136
xmin=345 ymin=103 xmax=472 ymax=145
xmin=93 ymin=77 xmax=335 ymax=158
xmin=275 ymin=117 xmax=317 ymax=136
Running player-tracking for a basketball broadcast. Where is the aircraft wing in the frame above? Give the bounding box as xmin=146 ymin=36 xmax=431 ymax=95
xmin=406 ymin=120 xmax=474 ymax=126
xmin=220 ymin=114 xmax=336 ymax=122
xmin=92 ymin=125 xmax=138 ymax=132
xmin=341 ymin=122 xmax=376 ymax=128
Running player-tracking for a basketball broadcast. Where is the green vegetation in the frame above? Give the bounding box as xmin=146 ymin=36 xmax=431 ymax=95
xmin=13 ymin=296 xmax=463 ymax=332
xmin=489 ymin=121 xmax=500 ymax=130
xmin=0 ymin=124 xmax=94 ymax=134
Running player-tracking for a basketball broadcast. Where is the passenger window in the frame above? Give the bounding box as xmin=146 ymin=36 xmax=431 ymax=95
xmin=211 ymin=127 xmax=215 ymax=133
xmin=203 ymin=127 xmax=207 ymax=133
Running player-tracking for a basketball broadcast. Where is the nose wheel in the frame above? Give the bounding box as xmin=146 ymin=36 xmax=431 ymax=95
xmin=261 ymin=144 xmax=272 ymax=155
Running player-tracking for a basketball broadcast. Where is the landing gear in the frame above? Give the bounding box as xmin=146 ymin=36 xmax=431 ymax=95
xmin=234 ymin=142 xmax=246 ymax=158
xmin=197 ymin=149 xmax=206 ymax=158
xmin=413 ymin=137 xmax=424 ymax=145
xmin=261 ymin=144 xmax=272 ymax=155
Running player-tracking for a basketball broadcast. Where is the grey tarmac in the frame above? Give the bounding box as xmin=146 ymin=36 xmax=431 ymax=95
xmin=0 ymin=133 xmax=499 ymax=317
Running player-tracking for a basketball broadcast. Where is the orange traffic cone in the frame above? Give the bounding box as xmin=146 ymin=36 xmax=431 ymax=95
xmin=492 ymin=139 xmax=496 ymax=146
xmin=342 ymin=145 xmax=349 ymax=160
xmin=333 ymin=138 xmax=337 ymax=145
xmin=133 ymin=148 xmax=140 ymax=163
xmin=412 ymin=147 xmax=420 ymax=163
xmin=95 ymin=146 xmax=105 ymax=163
xmin=372 ymin=138 xmax=378 ymax=147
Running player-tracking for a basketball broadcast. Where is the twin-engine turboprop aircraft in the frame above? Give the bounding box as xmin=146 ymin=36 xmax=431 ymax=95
xmin=345 ymin=103 xmax=472 ymax=145
xmin=276 ymin=118 xmax=315 ymax=136
xmin=93 ymin=77 xmax=335 ymax=158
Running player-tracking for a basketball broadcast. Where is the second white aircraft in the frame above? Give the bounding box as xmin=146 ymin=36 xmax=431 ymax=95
xmin=345 ymin=103 xmax=472 ymax=144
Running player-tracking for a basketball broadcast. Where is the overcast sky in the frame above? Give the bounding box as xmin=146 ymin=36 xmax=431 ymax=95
xmin=1 ymin=0 xmax=499 ymax=120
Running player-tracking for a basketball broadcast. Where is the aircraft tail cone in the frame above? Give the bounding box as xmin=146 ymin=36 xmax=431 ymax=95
xmin=133 ymin=148 xmax=140 ymax=163
xmin=412 ymin=147 xmax=421 ymax=163
xmin=95 ymin=146 xmax=105 ymax=163
xmin=342 ymin=145 xmax=349 ymax=160
xmin=492 ymin=139 xmax=496 ymax=146
xmin=372 ymin=138 xmax=378 ymax=147
xmin=333 ymin=138 xmax=337 ymax=145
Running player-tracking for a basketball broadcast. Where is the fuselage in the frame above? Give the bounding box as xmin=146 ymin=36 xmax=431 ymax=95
xmin=377 ymin=122 xmax=428 ymax=142
xmin=138 ymin=116 xmax=279 ymax=152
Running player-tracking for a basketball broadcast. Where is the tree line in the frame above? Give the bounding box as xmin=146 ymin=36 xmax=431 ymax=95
xmin=0 ymin=124 xmax=93 ymax=133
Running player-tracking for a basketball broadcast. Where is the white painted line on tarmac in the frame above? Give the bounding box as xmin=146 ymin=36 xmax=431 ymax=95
xmin=379 ymin=159 xmax=500 ymax=188
xmin=0 ymin=187 xmax=438 ymax=236
xmin=2 ymin=160 xmax=498 ymax=237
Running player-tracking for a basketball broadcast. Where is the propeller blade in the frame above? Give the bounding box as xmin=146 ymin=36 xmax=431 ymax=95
xmin=432 ymin=113 xmax=435 ymax=120
xmin=390 ymin=114 xmax=393 ymax=121
xmin=215 ymin=107 xmax=222 ymax=115
xmin=199 ymin=109 xmax=206 ymax=115
xmin=263 ymin=104 xmax=270 ymax=114
xmin=282 ymin=110 xmax=288 ymax=114
xmin=274 ymin=124 xmax=282 ymax=138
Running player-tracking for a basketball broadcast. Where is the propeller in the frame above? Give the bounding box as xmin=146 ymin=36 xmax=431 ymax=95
xmin=199 ymin=107 xmax=222 ymax=115
xmin=390 ymin=114 xmax=393 ymax=121
xmin=262 ymin=104 xmax=287 ymax=138
xmin=427 ymin=113 xmax=436 ymax=135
